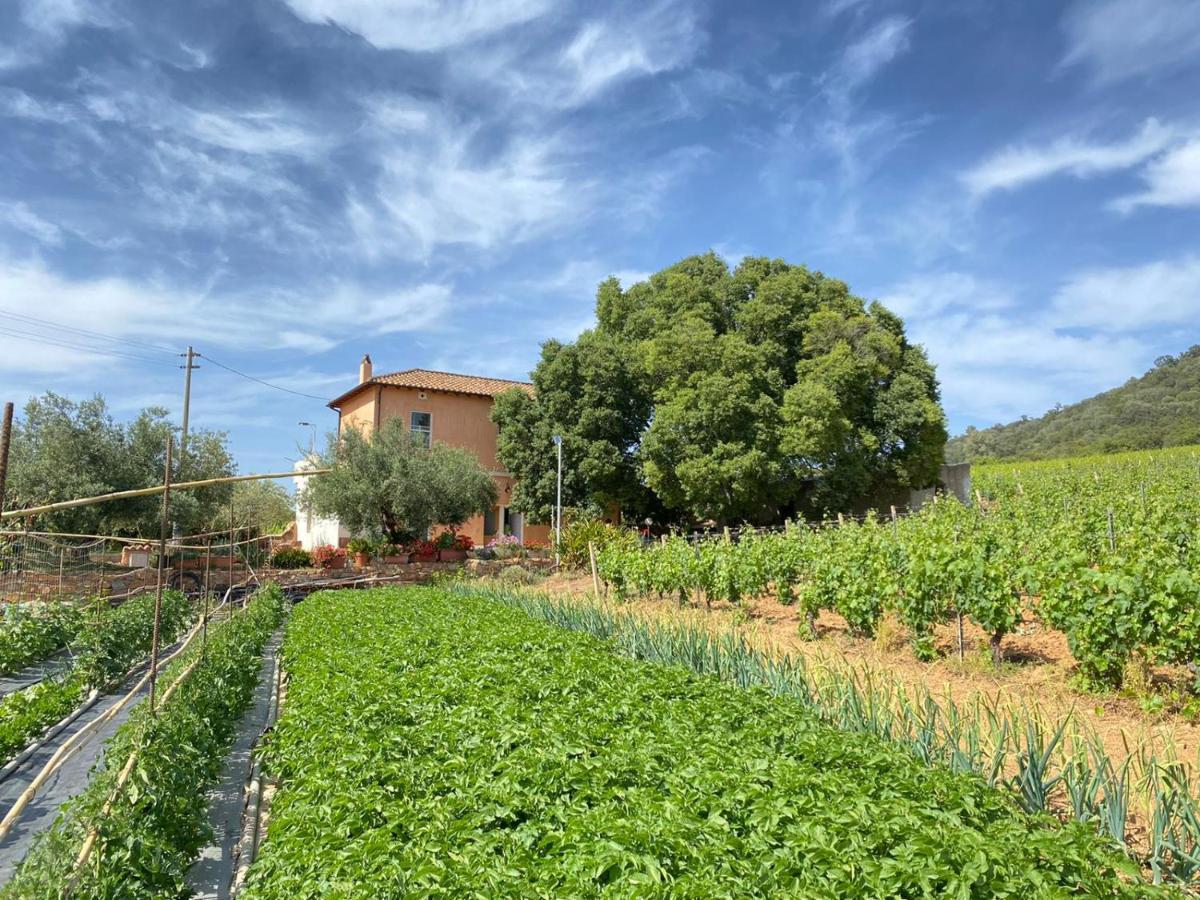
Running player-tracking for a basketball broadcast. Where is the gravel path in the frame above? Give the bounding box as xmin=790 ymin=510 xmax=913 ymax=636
xmin=187 ymin=631 xmax=282 ymax=900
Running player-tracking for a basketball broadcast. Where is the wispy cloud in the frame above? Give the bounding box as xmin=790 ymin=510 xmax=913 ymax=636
xmin=1062 ymin=0 xmax=1200 ymax=85
xmin=961 ymin=118 xmax=1176 ymax=197
xmin=280 ymin=0 xmax=553 ymax=52
xmin=0 ymin=201 xmax=63 ymax=245
xmin=0 ymin=257 xmax=454 ymax=373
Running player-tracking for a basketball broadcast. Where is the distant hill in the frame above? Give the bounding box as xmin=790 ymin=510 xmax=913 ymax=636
xmin=945 ymin=346 xmax=1200 ymax=463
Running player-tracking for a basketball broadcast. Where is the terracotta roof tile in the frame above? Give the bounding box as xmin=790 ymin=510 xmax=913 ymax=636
xmin=329 ymin=368 xmax=533 ymax=407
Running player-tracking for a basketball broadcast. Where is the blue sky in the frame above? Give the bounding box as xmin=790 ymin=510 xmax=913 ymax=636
xmin=1 ymin=0 xmax=1199 ymax=472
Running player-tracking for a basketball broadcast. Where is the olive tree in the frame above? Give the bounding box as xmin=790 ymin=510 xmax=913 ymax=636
xmin=300 ymin=419 xmax=497 ymax=543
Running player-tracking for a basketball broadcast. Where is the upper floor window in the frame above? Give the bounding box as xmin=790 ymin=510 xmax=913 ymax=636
xmin=410 ymin=411 xmax=431 ymax=447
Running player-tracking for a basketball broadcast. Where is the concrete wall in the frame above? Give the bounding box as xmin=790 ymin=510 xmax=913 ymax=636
xmin=293 ymin=457 xmax=348 ymax=550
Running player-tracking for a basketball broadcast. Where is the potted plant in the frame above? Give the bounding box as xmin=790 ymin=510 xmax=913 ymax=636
xmin=486 ymin=534 xmax=522 ymax=560
xmin=409 ymin=539 xmax=438 ymax=563
xmin=437 ymin=531 xmax=472 ymax=562
xmin=312 ymin=544 xmax=346 ymax=570
xmin=347 ymin=538 xmax=374 ymax=569
xmin=380 ymin=543 xmax=410 ymax=565
xmin=523 ymin=540 xmax=550 ymax=560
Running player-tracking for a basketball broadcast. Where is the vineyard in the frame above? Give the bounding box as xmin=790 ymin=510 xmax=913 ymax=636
xmin=239 ymin=587 xmax=1161 ymax=897
xmin=595 ymin=444 xmax=1200 ymax=690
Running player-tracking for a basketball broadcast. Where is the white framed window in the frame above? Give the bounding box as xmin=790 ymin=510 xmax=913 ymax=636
xmin=410 ymin=411 xmax=431 ymax=447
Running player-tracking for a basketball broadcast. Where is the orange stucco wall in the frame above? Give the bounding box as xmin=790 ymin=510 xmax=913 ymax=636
xmin=335 ymin=384 xmax=550 ymax=547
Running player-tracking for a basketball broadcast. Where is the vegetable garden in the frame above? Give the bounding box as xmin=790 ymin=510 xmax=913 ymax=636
xmin=240 ymin=587 xmax=1162 ymax=897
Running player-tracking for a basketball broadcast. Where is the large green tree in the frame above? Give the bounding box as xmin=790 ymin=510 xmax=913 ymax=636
xmin=301 ymin=419 xmax=498 ymax=543
xmin=494 ymin=252 xmax=946 ymax=525
xmin=5 ymin=393 xmax=235 ymax=535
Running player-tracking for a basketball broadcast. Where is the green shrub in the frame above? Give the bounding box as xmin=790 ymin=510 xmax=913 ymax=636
xmin=270 ymin=547 xmax=312 ymax=569
xmin=558 ymin=518 xmax=633 ymax=570
xmin=0 ymin=601 xmax=85 ymax=676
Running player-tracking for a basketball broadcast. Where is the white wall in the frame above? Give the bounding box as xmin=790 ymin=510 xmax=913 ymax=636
xmin=293 ymin=457 xmax=348 ymax=551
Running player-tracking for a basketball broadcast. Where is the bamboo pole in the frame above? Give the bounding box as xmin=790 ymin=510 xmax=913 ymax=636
xmin=0 ymin=530 xmax=288 ymax=550
xmin=0 ymin=469 xmax=328 ymax=520
xmin=148 ymin=436 xmax=173 ymax=715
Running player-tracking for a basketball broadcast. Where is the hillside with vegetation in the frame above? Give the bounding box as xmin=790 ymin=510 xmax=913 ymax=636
xmin=946 ymin=346 xmax=1200 ymax=462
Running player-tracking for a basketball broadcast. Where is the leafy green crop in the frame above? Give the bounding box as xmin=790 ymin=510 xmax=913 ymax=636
xmin=0 ymin=589 xmax=195 ymax=768
xmin=0 ymin=601 xmax=84 ymax=677
xmin=241 ymin=587 xmax=1160 ymax=898
xmin=3 ymin=584 xmax=285 ymax=899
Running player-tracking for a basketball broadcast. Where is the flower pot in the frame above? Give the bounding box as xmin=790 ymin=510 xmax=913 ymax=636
xmin=383 ymin=554 xmax=410 ymax=565
xmin=353 ymin=552 xmax=371 ymax=569
xmin=413 ymin=551 xmax=437 ymax=563
xmin=438 ymin=549 xmax=467 ymax=562
xmin=323 ymin=556 xmax=346 ymax=571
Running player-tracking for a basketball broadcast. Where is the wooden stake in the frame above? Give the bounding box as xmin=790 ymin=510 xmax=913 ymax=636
xmin=1107 ymin=507 xmax=1116 ymax=552
xmin=588 ymin=541 xmax=600 ymax=599
xmin=837 ymin=513 xmax=845 ymax=527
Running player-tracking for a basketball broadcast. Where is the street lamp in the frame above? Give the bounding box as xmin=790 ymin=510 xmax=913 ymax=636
xmin=552 ymin=435 xmax=563 ymax=566
xmin=298 ymin=421 xmax=317 ymax=456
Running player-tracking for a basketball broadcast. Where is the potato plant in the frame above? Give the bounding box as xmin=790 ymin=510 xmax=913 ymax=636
xmin=240 ymin=587 xmax=1160 ymax=898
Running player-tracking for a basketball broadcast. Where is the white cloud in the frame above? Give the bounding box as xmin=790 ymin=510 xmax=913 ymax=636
xmin=0 ymin=258 xmax=454 ymax=375
xmin=1050 ymin=256 xmax=1200 ymax=331
xmin=879 ymin=272 xmax=1144 ymax=425
xmin=1112 ymin=139 xmax=1200 ymax=211
xmin=880 ymin=258 xmax=1200 ymax=426
xmin=1062 ymin=0 xmax=1200 ymax=85
xmin=281 ymin=0 xmax=552 ymax=52
xmin=877 ymin=272 xmax=1011 ymax=319
xmin=961 ymin=118 xmax=1175 ymax=197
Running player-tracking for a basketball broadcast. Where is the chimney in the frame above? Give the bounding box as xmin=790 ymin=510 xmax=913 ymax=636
xmin=359 ymin=354 xmax=373 ymax=384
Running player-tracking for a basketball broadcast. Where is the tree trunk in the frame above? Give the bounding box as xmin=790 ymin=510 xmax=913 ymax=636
xmin=990 ymin=631 xmax=1004 ymax=668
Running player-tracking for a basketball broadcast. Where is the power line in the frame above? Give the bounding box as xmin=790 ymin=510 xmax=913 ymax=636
xmin=0 ymin=309 xmax=179 ymax=357
xmin=197 ymin=353 xmax=330 ymax=402
xmin=0 ymin=326 xmax=176 ymax=367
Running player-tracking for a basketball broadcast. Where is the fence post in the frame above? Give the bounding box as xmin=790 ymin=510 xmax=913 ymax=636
xmin=1107 ymin=508 xmax=1116 ymax=552
xmin=57 ymin=548 xmax=64 ymax=596
xmin=588 ymin=541 xmax=600 ymax=600
xmin=837 ymin=513 xmax=845 ymax=527
xmin=0 ymin=402 xmax=12 ymax=518
xmin=148 ymin=435 xmax=173 ymax=716
xmin=202 ymin=538 xmax=211 ymax=649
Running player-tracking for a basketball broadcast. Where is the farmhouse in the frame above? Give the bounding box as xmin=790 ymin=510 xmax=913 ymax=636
xmin=309 ymin=355 xmax=551 ymax=549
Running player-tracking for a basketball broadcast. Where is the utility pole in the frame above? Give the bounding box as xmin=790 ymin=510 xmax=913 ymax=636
xmin=178 ymin=347 xmax=197 ymax=478
xmin=0 ymin=402 xmax=12 ymax=517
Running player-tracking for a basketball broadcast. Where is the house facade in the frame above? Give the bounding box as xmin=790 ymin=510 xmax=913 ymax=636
xmin=321 ymin=356 xmax=551 ymax=548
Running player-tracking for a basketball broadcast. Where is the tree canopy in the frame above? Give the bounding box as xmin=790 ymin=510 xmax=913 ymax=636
xmin=5 ymin=392 xmax=234 ymax=536
xmin=223 ymin=480 xmax=296 ymax=533
xmin=301 ymin=419 xmax=498 ymax=544
xmin=494 ymin=252 xmax=947 ymax=525
xmin=946 ymin=345 xmax=1200 ymax=462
